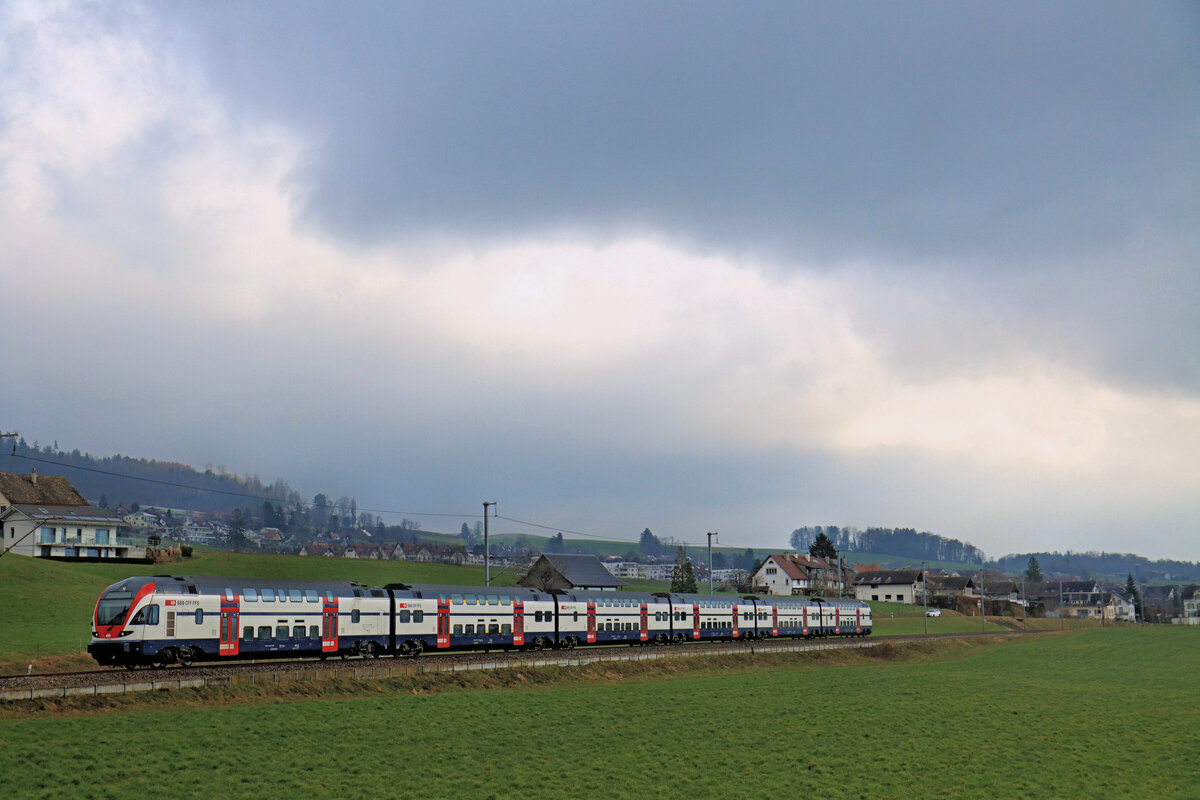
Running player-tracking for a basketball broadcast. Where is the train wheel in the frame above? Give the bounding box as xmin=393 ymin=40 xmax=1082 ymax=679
xmin=177 ymin=647 xmax=194 ymax=668
xmin=123 ymin=663 xmax=137 ymax=671
xmin=151 ymin=652 xmax=169 ymax=669
xmin=363 ymin=642 xmax=378 ymax=659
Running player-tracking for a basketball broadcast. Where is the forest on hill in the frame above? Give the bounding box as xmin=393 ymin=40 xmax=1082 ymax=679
xmin=992 ymin=551 xmax=1200 ymax=582
xmin=790 ymin=525 xmax=986 ymax=565
xmin=0 ymin=439 xmax=303 ymax=514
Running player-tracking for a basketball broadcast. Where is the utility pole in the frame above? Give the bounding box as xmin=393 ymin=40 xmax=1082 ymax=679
xmin=1060 ymin=579 xmax=1065 ymax=631
xmin=980 ymin=568 xmax=986 ymax=632
xmin=922 ymin=560 xmax=928 ymax=635
xmin=482 ymin=502 xmax=496 ymax=585
xmin=707 ymin=532 xmax=718 ymax=594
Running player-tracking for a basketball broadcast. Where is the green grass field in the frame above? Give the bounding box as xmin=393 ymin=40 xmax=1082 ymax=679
xmin=2 ymin=627 xmax=1196 ymax=799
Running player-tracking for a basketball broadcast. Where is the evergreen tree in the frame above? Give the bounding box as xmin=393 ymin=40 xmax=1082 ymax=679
xmin=461 ymin=523 xmax=472 ymax=542
xmin=1126 ymin=573 xmax=1142 ymax=621
xmin=809 ymin=531 xmax=838 ymax=559
xmin=671 ymin=547 xmax=698 ymax=593
xmin=639 ymin=528 xmax=661 ymax=558
xmin=1025 ymin=555 xmax=1044 ymax=583
xmin=227 ymin=508 xmax=247 ymax=551
xmin=547 ymin=532 xmax=565 ymax=553
xmin=739 ymin=548 xmax=757 ymax=572
xmin=99 ymin=493 xmax=109 ymax=508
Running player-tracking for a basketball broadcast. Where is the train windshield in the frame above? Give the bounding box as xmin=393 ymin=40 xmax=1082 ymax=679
xmin=97 ymin=590 xmax=134 ymax=626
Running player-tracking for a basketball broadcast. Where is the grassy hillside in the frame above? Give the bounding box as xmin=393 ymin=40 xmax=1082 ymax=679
xmin=2 ymin=628 xmax=1195 ymax=798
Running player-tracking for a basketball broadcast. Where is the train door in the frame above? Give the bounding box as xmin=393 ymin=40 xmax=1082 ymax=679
xmin=771 ymin=605 xmax=779 ymax=637
xmin=692 ymin=603 xmax=701 ymax=639
xmin=802 ymin=606 xmax=810 ymax=637
xmin=321 ymin=596 xmax=339 ymax=653
xmin=856 ymin=607 xmax=862 ymax=635
xmin=639 ymin=602 xmax=648 ymax=642
xmin=219 ymin=592 xmax=239 ymax=657
xmin=436 ymin=598 xmax=451 ymax=648
xmin=834 ymin=607 xmax=841 ymax=635
xmin=513 ymin=600 xmax=525 ymax=647
xmin=586 ymin=601 xmax=597 ymax=643
xmin=732 ymin=603 xmax=740 ymax=639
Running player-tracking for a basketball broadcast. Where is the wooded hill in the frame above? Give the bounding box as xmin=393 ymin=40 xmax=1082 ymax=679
xmin=0 ymin=439 xmax=303 ymax=514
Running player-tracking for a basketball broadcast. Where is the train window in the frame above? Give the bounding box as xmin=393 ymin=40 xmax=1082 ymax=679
xmin=545 ymin=611 xmax=553 ymax=623
xmin=293 ymin=625 xmax=305 ymax=638
xmin=305 ymin=590 xmax=319 ymax=603
xmin=573 ymin=612 xmax=579 ymax=622
xmin=534 ymin=610 xmax=544 ymax=622
xmin=398 ymin=610 xmax=411 ymax=623
xmin=501 ymin=623 xmax=511 ymax=634
xmin=131 ymin=608 xmax=145 ymax=625
xmin=224 ymin=588 xmax=234 ymax=601
xmin=309 ymin=625 xmax=319 ymax=638
xmin=243 ymin=588 xmax=258 ymax=602
xmin=195 ymin=609 xmax=204 ymax=625
xmin=465 ymin=624 xmax=475 ymax=635
xmin=488 ymin=623 xmax=500 ymax=634
xmin=261 ymin=589 xmax=276 ymax=602
xmin=325 ymin=591 xmax=335 ymax=602
xmin=148 ymin=605 xmax=160 ymax=625
xmin=464 ymin=594 xmax=477 ymax=605
xmin=453 ymin=624 xmax=463 ymax=634
xmin=487 ymin=595 xmax=499 ymax=605
xmin=289 ymin=589 xmax=303 ymax=603
xmin=242 ymin=626 xmax=254 ymax=639
xmin=351 ymin=609 xmax=361 ymax=624
xmin=414 ymin=611 xmax=424 ymax=623
xmin=276 ymin=625 xmax=290 ymax=639
xmin=451 ymin=594 xmax=464 ymax=605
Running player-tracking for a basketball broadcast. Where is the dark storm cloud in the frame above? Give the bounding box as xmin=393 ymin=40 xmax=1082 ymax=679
xmin=165 ymin=1 xmax=1198 ymax=261
xmin=161 ymin=1 xmax=1200 ymax=391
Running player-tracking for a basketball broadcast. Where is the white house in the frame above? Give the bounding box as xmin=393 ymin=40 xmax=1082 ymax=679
xmin=853 ymin=570 xmax=926 ymax=604
xmin=750 ymin=554 xmax=853 ymax=596
xmin=1 ymin=503 xmax=141 ymax=560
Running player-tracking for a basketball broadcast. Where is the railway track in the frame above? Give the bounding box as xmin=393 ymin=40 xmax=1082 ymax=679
xmin=0 ymin=630 xmax=1028 ymax=701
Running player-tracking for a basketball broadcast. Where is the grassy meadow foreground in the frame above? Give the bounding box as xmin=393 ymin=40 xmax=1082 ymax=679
xmin=3 ymin=627 xmax=1196 ymax=799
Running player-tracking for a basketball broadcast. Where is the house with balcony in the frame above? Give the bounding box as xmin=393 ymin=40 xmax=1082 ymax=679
xmin=1 ymin=503 xmax=140 ymax=559
xmin=750 ymin=554 xmax=854 ymax=596
xmin=0 ymin=470 xmax=145 ymax=560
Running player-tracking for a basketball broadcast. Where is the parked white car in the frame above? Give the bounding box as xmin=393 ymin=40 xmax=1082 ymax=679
xmin=925 ymin=608 xmax=941 ymax=617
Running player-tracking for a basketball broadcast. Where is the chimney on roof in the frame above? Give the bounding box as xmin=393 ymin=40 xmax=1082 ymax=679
xmin=31 ymin=468 xmax=37 ymax=485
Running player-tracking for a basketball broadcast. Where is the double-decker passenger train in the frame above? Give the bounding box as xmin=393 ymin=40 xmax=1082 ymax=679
xmin=88 ymin=575 xmax=872 ymax=669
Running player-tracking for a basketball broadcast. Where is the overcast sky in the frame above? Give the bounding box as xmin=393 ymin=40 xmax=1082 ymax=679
xmin=3 ymin=1 xmax=1198 ymax=560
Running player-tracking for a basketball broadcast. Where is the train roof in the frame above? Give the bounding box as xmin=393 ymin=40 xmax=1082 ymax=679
xmin=385 ymin=583 xmax=556 ymax=602
xmin=101 ymin=575 xmax=370 ymax=597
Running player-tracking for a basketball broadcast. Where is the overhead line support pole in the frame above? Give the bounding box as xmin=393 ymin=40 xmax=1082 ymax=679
xmin=482 ymin=502 xmax=496 ymax=585
xmin=707 ymin=532 xmax=718 ymax=594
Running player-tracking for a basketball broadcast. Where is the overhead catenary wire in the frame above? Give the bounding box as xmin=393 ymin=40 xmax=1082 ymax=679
xmin=7 ymin=451 xmax=704 ymax=547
